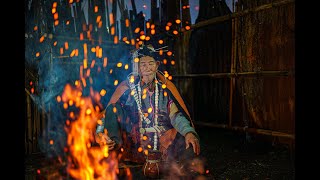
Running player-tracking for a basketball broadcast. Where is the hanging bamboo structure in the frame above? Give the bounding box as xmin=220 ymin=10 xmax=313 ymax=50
xmin=190 ymin=0 xmax=294 ymax=29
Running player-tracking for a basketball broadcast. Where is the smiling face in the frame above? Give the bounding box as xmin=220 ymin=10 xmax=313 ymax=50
xmin=139 ymin=56 xmax=160 ymax=84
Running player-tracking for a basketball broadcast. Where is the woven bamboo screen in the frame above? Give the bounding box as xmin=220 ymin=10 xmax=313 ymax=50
xmin=174 ymin=0 xmax=295 ymax=142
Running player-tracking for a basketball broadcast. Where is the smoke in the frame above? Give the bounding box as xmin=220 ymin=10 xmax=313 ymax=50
xmin=26 ymin=31 xmax=134 ymax=159
xmin=35 ymin=52 xmax=79 ymax=159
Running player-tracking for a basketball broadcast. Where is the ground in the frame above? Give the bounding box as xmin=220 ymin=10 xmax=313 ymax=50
xmin=25 ymin=126 xmax=295 ymax=179
xmin=197 ymin=126 xmax=295 ymax=180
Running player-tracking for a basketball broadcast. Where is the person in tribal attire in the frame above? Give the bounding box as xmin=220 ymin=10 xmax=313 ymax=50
xmin=95 ymin=45 xmax=201 ymax=177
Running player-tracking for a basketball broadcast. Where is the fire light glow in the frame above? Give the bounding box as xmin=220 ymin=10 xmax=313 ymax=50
xmin=61 ymin=84 xmax=121 ymax=179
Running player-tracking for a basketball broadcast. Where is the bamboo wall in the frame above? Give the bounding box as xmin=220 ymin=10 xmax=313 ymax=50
xmin=174 ymin=0 xmax=295 ymax=145
xmin=233 ymin=0 xmax=295 ymax=134
xmin=25 ymin=68 xmax=46 ymax=155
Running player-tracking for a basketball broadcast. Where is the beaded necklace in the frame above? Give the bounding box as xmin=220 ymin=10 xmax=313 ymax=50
xmin=129 ymin=77 xmax=159 ymax=150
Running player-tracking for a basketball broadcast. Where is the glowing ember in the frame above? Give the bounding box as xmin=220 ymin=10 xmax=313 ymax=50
xmin=142 ymin=136 xmax=147 ymax=141
xmin=99 ymin=89 xmax=106 ymax=96
xmin=114 ymin=36 xmax=119 ymax=44
xmin=140 ymin=35 xmax=146 ymax=40
xmin=56 ymin=96 xmax=62 ymax=102
xmin=103 ymin=57 xmax=108 ymax=67
xmin=164 ymin=72 xmax=169 ymax=78
xmin=116 ymin=62 xmax=122 ymax=68
xmin=114 ymin=80 xmax=118 ymax=86
xmin=112 ymin=107 xmax=117 ymax=113
xmin=39 ymin=36 xmax=45 ymax=43
xmin=125 ymin=19 xmax=130 ymax=27
xmin=134 ymin=27 xmax=140 ymax=33
xmin=131 ymin=39 xmax=135 ymax=45
xmin=173 ymin=30 xmax=178 ymax=35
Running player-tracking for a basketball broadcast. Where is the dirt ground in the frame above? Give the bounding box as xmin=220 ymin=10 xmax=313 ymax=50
xmin=25 ymin=126 xmax=295 ymax=180
xmin=197 ymin=126 xmax=295 ymax=180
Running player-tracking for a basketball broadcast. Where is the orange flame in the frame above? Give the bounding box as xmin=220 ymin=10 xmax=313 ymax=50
xmin=62 ymin=84 xmax=119 ymax=179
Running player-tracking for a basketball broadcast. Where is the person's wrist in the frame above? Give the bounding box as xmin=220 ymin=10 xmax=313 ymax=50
xmin=185 ymin=131 xmax=199 ymax=140
xmin=185 ymin=131 xmax=195 ymax=137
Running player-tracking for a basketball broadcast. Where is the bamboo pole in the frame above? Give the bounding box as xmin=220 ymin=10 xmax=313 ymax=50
xmin=24 ymin=88 xmax=48 ymax=113
xmin=190 ymin=0 xmax=294 ymax=30
xmin=173 ymin=70 xmax=292 ymax=79
xmin=228 ymin=0 xmax=237 ymax=128
xmin=194 ymin=121 xmax=295 ymax=140
xmin=35 ymin=102 xmax=41 ymax=152
xmin=25 ymin=68 xmax=38 ymax=80
xmin=26 ymin=91 xmax=32 ymax=154
xmin=32 ymin=102 xmax=37 ymax=152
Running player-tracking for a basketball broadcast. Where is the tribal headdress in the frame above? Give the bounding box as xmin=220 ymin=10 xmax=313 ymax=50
xmin=130 ymin=44 xmax=168 ymax=73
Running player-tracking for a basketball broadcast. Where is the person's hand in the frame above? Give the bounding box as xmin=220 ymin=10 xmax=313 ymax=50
xmin=95 ymin=133 xmax=116 ymax=150
xmin=185 ymin=132 xmax=200 ymax=155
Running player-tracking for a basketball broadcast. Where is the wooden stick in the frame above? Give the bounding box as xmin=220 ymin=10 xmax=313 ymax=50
xmin=194 ymin=121 xmax=295 ymax=140
xmin=173 ymin=70 xmax=291 ymax=79
xmin=228 ymin=3 xmax=238 ymax=128
xmin=25 ymin=68 xmax=38 ymax=80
